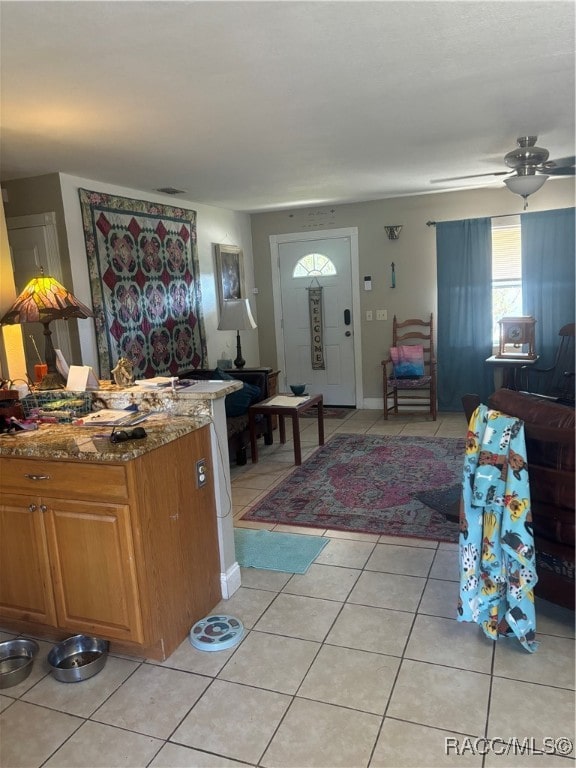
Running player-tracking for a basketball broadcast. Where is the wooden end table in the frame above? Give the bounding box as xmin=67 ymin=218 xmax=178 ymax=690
xmin=248 ymin=393 xmax=324 ymax=465
xmin=485 ymin=355 xmax=540 ymax=391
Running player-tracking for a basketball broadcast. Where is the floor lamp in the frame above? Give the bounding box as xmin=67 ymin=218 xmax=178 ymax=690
xmin=0 ymin=269 xmax=93 ymax=390
xmin=217 ymin=298 xmax=257 ymax=369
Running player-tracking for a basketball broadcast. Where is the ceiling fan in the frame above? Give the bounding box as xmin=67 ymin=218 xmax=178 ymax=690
xmin=432 ymin=137 xmax=575 ymax=208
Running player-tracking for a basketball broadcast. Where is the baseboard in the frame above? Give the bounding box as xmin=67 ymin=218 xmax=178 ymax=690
xmin=361 ymin=397 xmax=384 ymax=409
xmin=361 ymin=397 xmax=431 ymax=411
xmin=220 ymin=560 xmax=242 ymax=599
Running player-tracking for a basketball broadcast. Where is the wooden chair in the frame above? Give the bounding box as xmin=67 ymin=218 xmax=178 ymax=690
xmin=522 ymin=322 xmax=575 ymax=405
xmin=381 ymin=313 xmax=437 ymax=420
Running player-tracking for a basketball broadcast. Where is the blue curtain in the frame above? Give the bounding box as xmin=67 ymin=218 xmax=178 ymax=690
xmin=436 ymin=218 xmax=493 ymax=410
xmin=521 ymin=208 xmax=575 ymax=368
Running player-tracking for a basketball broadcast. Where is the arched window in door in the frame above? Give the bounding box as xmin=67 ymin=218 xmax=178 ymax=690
xmin=292 ymin=252 xmax=337 ymax=278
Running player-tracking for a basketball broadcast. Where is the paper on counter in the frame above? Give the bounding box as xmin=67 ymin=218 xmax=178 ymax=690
xmin=76 ymin=410 xmax=149 ymax=426
xmin=66 ymin=365 xmax=99 ymax=391
xmin=134 ymin=377 xmax=177 ymax=388
xmin=266 ymin=395 xmax=310 ymax=407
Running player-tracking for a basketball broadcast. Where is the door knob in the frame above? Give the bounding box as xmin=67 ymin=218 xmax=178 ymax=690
xmin=345 ymin=330 xmax=352 ymax=337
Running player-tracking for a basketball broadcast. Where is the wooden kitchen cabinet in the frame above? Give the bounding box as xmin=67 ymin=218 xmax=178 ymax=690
xmin=0 ymin=492 xmax=57 ymax=627
xmin=0 ymin=493 xmax=141 ymax=642
xmin=0 ymin=425 xmax=221 ymax=660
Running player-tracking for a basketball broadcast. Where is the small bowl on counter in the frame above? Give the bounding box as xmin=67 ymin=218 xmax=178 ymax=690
xmin=47 ymin=635 xmax=109 ymax=683
xmin=289 ymin=384 xmax=306 ymax=396
xmin=0 ymin=638 xmax=39 ymax=689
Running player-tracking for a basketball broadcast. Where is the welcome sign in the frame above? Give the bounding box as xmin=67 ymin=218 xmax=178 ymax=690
xmin=308 ymin=286 xmax=325 ymax=370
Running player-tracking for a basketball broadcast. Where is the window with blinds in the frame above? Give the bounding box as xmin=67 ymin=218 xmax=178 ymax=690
xmin=491 ymin=218 xmax=522 ymax=344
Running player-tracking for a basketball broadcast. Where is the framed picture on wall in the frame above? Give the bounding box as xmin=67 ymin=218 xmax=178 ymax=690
xmin=215 ymin=244 xmax=245 ymax=312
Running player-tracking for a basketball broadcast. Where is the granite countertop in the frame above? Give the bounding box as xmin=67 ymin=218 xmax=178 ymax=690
xmin=0 ymin=413 xmax=211 ymax=462
xmin=96 ymin=378 xmax=242 ymax=402
xmin=91 ymin=379 xmax=242 ymax=419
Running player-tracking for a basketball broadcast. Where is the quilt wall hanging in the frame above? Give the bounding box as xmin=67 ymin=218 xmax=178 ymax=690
xmin=79 ymin=189 xmax=207 ymax=379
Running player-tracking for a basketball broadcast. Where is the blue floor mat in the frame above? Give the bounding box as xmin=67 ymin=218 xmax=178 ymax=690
xmin=234 ymin=528 xmax=329 ymax=574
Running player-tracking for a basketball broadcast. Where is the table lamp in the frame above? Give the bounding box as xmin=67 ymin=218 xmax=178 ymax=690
xmin=217 ymin=298 xmax=257 ymax=369
xmin=0 ymin=268 xmax=93 ymax=390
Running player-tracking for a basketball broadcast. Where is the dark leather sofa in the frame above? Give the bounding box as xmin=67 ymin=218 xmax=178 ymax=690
xmin=463 ymin=388 xmax=575 ymax=610
xmin=179 ymin=368 xmax=273 ymax=465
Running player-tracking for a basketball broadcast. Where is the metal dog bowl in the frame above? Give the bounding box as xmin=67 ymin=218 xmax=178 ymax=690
xmin=0 ymin=638 xmax=39 ymax=689
xmin=47 ymin=635 xmax=109 ymax=683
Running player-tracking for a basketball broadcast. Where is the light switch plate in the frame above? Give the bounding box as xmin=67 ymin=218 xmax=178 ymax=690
xmin=196 ymin=458 xmax=208 ymax=488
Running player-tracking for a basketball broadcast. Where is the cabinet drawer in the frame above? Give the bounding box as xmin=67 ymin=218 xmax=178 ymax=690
xmin=0 ymin=458 xmax=128 ymax=502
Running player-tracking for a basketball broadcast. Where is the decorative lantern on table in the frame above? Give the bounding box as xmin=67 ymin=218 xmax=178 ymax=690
xmin=497 ymin=316 xmax=537 ymax=359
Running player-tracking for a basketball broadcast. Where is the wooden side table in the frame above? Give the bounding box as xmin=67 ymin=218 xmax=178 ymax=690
xmin=485 ymin=355 xmax=540 ymax=391
xmin=240 ymin=367 xmax=280 ymax=429
xmin=265 ymin=370 xmax=280 ymax=429
xmin=266 ymin=370 xmax=280 ymax=397
xmin=248 ymin=393 xmax=324 ymax=466
xmin=239 ymin=368 xmax=279 ymax=395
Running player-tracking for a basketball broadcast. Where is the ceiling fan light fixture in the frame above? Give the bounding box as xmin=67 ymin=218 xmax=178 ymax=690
xmin=504 ymin=173 xmax=549 ymax=209
xmin=504 ymin=174 xmax=548 ymax=197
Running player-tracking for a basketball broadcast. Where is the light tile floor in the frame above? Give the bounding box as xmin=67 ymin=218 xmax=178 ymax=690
xmin=1 ymin=410 xmax=575 ymax=768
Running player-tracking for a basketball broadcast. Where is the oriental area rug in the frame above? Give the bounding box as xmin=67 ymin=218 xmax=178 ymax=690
xmin=241 ymin=434 xmax=464 ymax=542
xmin=79 ymin=188 xmax=207 ymax=379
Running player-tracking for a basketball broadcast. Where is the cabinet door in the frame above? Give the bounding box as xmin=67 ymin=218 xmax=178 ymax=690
xmin=44 ymin=498 xmax=144 ymax=643
xmin=0 ymin=494 xmax=57 ymax=625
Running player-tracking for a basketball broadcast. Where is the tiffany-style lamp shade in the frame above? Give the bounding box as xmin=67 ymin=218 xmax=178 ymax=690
xmin=0 ymin=269 xmax=93 ymax=390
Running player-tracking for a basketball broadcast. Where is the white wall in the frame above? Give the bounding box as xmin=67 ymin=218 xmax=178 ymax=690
xmin=250 ymin=178 xmax=575 ymax=404
xmin=0 ymin=200 xmax=27 ymax=384
xmin=58 ymin=174 xmax=258 ymax=374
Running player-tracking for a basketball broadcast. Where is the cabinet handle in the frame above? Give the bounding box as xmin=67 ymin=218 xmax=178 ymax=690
xmin=24 ymin=474 xmax=51 ymax=481
xmin=40 ymin=505 xmax=48 ymax=513
xmin=28 ymin=504 xmax=37 ymax=513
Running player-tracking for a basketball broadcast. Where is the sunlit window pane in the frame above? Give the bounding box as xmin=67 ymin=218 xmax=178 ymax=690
xmin=491 ymin=221 xmax=522 ymax=344
xmin=292 ymin=252 xmax=337 ymax=277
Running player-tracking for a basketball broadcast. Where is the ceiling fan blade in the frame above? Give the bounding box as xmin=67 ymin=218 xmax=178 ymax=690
xmin=543 ymin=156 xmax=575 ymax=176
xmin=547 ymin=155 xmax=575 ymax=167
xmin=430 ymin=170 xmax=510 ymax=183
xmin=546 ymin=166 xmax=575 ymax=176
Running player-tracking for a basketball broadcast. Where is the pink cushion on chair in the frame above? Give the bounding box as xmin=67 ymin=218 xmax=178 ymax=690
xmin=390 ymin=345 xmax=425 ymax=378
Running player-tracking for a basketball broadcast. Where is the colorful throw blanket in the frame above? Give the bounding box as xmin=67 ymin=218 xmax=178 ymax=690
xmin=459 ymin=404 xmax=538 ymax=652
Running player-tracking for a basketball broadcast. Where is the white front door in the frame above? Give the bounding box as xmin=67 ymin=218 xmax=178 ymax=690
xmin=271 ymin=229 xmax=360 ymax=406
